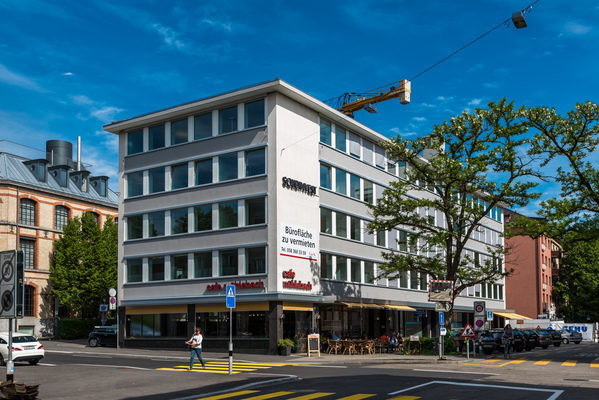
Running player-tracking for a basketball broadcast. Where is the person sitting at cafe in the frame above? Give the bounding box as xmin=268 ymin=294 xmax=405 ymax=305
xmin=380 ymin=333 xmax=389 ymax=343
xmin=389 ymin=334 xmax=398 ymax=352
xmin=332 ymin=331 xmax=340 ymax=340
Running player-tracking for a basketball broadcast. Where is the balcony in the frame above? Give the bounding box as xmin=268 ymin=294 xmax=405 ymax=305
xmin=542 ymin=263 xmax=547 ymax=271
xmin=542 ymin=283 xmax=547 ymax=291
xmin=542 ymin=243 xmax=546 ymax=252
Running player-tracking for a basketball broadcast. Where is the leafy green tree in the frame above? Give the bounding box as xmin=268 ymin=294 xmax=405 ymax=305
xmin=51 ymin=212 xmax=117 ymax=317
xmin=367 ymin=99 xmax=542 ymax=321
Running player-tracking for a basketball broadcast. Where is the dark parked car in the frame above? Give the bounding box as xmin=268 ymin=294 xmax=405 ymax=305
xmin=88 ymin=325 xmax=118 ymax=347
xmin=547 ymin=330 xmax=562 ymax=347
xmin=521 ymin=330 xmax=539 ymax=351
xmin=535 ymin=330 xmax=553 ymax=349
xmin=479 ymin=329 xmax=524 ymax=355
xmin=558 ymin=329 xmax=583 ymax=344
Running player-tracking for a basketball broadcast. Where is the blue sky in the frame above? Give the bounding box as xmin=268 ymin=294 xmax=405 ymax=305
xmin=0 ymin=0 xmax=597 ymax=216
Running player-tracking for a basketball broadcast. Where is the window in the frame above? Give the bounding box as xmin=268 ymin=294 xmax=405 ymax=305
xmin=398 ymin=230 xmax=408 ymax=252
xmin=149 ymin=125 xmax=165 ymax=150
xmin=20 ymin=199 xmax=35 ymax=225
xmin=90 ymin=212 xmax=100 ymax=225
xmin=320 ymin=119 xmax=331 ymax=146
xmin=127 ymin=171 xmax=144 ymax=197
xmin=148 ymin=168 xmax=165 ymax=193
xmin=335 ymin=256 xmax=347 ymax=281
xmin=321 ymin=253 xmax=333 ymax=279
xmin=171 ymin=208 xmax=188 ymax=234
xmin=245 ymin=99 xmax=265 ymax=128
xmin=245 ymin=148 xmax=265 ymax=177
xmin=364 ymin=261 xmax=374 ymax=284
xmin=336 ymin=213 xmax=347 ymax=238
xmin=55 ymin=205 xmax=69 ymax=230
xmin=127 ymin=129 xmax=143 ymax=155
xmin=350 ymin=259 xmax=361 ymax=283
xmin=127 ymin=258 xmax=143 ymax=283
xmin=349 ymin=174 xmax=360 ymax=200
xmin=335 ymin=169 xmax=346 ymax=195
xmin=349 ymin=133 xmax=361 ymax=158
xmin=320 ymin=208 xmax=332 ymax=234
xmin=375 ymin=145 xmax=386 ymax=169
xmin=219 ymin=106 xmax=237 ymax=134
xmin=194 ymin=204 xmax=212 ymax=231
xmin=194 ymin=252 xmax=212 ymax=278
xmin=398 ymin=162 xmax=407 ymax=180
xmin=420 ymin=273 xmax=428 ymax=291
xmin=149 ymin=257 xmax=165 ymax=281
xmin=400 ymin=271 xmax=408 ymax=288
xmin=388 ymin=162 xmax=397 ymax=175
xmin=24 ymin=285 xmax=34 ymax=317
xmin=219 ymin=250 xmax=238 ymax=276
xmin=350 ymin=216 xmax=361 ymax=241
xmin=195 ymin=159 xmax=213 ymax=185
xmin=171 ymin=118 xmax=188 ymax=145
xmin=320 ymin=164 xmax=332 ymax=190
xmin=335 ymin=127 xmax=346 ymax=152
xmin=194 ymin=113 xmax=212 ymax=140
xmin=364 ymin=180 xmax=373 ymax=204
xmin=127 ymin=215 xmax=143 ymax=239
xmin=219 ymin=153 xmax=238 ymax=181
xmin=246 ymin=247 xmax=266 ymax=274
xmin=171 ymin=163 xmax=188 ymax=190
xmin=148 ymin=211 xmax=165 ymax=237
xmin=219 ymin=201 xmax=238 ymax=228
xmin=410 ymin=271 xmax=419 ymax=289
xmin=376 ymin=230 xmax=386 ymax=247
xmin=246 ymin=197 xmax=265 ymax=225
xmin=171 ymin=254 xmax=188 ymax=279
xmin=20 ymin=238 xmax=34 ymax=269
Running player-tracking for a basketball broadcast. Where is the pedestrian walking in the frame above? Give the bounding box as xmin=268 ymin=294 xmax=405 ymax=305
xmin=186 ymin=327 xmax=205 ymax=370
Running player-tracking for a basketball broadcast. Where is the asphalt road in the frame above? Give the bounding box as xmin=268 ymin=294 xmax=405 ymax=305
xmin=5 ymin=341 xmax=598 ymax=400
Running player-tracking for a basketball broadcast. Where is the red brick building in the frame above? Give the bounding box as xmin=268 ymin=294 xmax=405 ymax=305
xmin=0 ymin=140 xmax=118 ymax=337
xmin=504 ymin=210 xmax=562 ymax=320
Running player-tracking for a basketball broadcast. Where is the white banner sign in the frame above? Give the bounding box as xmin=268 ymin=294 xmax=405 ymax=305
xmin=280 ymin=222 xmax=318 ymax=261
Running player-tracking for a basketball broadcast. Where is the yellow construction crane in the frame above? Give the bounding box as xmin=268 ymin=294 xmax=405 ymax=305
xmin=335 ymin=79 xmax=411 ymax=118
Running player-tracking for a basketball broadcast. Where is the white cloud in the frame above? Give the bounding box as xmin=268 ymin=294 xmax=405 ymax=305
xmin=151 ymin=23 xmax=188 ymax=52
xmin=412 ymin=116 xmax=427 ymax=122
xmin=70 ymin=95 xmax=124 ymax=124
xmin=468 ymin=99 xmax=482 ymax=106
xmin=0 ymin=64 xmax=45 ymax=92
xmin=61 ymin=72 xmax=74 ymax=76
xmin=91 ymin=107 xmax=124 ymax=124
xmin=483 ymin=82 xmax=498 ymax=89
xmin=421 ymin=103 xmax=437 ymax=108
xmin=564 ymin=22 xmax=592 ymax=35
xmin=468 ymin=64 xmax=483 ymax=72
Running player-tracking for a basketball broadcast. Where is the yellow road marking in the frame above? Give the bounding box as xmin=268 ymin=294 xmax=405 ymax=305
xmin=335 ymin=395 xmax=377 ymax=400
xmin=287 ymin=393 xmax=335 ymax=400
xmin=591 ymin=360 xmax=599 ymax=368
xmin=195 ymin=390 xmax=259 ymax=400
xmin=481 ymin=360 xmax=501 ymax=363
xmin=157 ymin=367 xmax=242 ymax=374
xmin=243 ymin=392 xmax=295 ymax=400
xmin=534 ymin=360 xmax=551 ymax=365
xmin=562 ymin=360 xmax=577 ymax=366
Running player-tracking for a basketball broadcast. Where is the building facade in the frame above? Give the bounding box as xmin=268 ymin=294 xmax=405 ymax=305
xmin=0 ymin=140 xmax=118 ymax=336
xmin=105 ymin=79 xmax=508 ymax=354
xmin=504 ymin=210 xmax=563 ymax=320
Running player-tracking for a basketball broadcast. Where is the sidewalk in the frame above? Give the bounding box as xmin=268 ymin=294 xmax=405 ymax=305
xmin=41 ymin=338 xmax=467 ymax=365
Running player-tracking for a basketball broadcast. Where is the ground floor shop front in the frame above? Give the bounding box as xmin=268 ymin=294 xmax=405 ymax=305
xmin=118 ymin=301 xmax=482 ymax=355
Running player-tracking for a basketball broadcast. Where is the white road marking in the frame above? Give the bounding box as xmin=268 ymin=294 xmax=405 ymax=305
xmin=74 ymin=363 xmax=153 ymax=370
xmin=412 ymin=369 xmax=499 ymax=375
xmin=294 ymin=365 xmax=348 ymax=368
xmin=389 ymin=380 xmax=564 ymax=400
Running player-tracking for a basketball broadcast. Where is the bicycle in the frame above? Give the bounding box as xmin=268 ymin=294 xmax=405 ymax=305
xmin=502 ymin=337 xmax=512 ymax=359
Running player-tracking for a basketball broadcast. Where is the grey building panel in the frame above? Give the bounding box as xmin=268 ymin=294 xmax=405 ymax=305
xmin=320 ymin=234 xmax=386 ymax=262
xmin=319 ymin=189 xmax=371 ymax=220
xmin=123 ymin=225 xmax=268 ymax=258
xmin=320 ymin=145 xmax=391 ymax=187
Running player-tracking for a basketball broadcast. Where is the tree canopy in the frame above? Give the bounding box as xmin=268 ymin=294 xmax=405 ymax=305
xmin=51 ymin=212 xmax=117 ymax=317
xmin=367 ymin=99 xmax=542 ymax=311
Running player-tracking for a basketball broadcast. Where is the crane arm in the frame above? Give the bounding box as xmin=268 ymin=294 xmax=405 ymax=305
xmin=338 ymin=79 xmax=411 ymax=117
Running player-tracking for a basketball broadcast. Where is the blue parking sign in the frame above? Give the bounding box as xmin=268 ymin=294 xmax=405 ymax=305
xmin=439 ymin=312 xmax=445 ymax=325
xmin=226 ymin=285 xmax=236 ymax=308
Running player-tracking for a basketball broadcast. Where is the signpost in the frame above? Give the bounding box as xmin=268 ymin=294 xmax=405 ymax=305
xmin=460 ymin=323 xmax=477 ymax=359
xmin=473 ymin=301 xmax=486 ymax=331
xmin=226 ymin=285 xmax=236 ymax=375
xmin=1 ymin=250 xmax=24 ymax=382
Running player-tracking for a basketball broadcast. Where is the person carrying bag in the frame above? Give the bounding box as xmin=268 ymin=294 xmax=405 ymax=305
xmin=186 ymin=328 xmax=206 ymax=370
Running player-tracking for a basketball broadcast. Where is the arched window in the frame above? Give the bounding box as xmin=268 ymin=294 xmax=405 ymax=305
xmin=55 ymin=205 xmax=69 ymax=231
xmin=20 ymin=199 xmax=36 ymax=225
xmin=24 ymin=285 xmax=35 ymax=317
xmin=91 ymin=212 xmax=100 ymax=225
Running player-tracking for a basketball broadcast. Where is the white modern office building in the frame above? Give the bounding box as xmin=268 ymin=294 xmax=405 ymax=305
xmin=104 ymin=79 xmax=507 ymax=354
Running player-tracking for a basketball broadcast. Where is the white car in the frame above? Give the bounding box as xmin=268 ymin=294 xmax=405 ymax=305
xmin=0 ymin=333 xmax=44 ymax=365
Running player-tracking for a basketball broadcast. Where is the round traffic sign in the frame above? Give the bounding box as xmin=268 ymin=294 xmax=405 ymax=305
xmin=109 ymin=297 xmax=117 ymax=304
xmin=475 ymin=304 xmax=484 ymax=313
xmin=475 ymin=319 xmax=484 ymax=327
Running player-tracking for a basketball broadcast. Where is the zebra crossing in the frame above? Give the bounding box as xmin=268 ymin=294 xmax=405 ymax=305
xmin=194 ymin=390 xmax=386 ymax=400
xmin=463 ymin=357 xmax=599 ymax=368
xmin=157 ymin=361 xmax=310 ymax=374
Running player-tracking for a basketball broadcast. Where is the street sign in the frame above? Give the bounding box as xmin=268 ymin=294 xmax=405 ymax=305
xmin=474 ymin=301 xmax=486 ymax=316
xmin=428 ymin=280 xmax=454 ymax=302
xmin=460 ymin=323 xmax=476 ymax=337
xmin=109 ymin=296 xmax=117 ymax=310
xmin=440 ymin=328 xmax=447 ymax=336
xmin=99 ymin=304 xmax=108 ymax=312
xmin=414 ymin=310 xmax=427 ymax=317
xmin=487 ymin=311 xmax=493 ymax=320
xmin=439 ymin=312 xmax=445 ymax=325
xmin=0 ymin=251 xmax=16 ymax=318
xmin=435 ymin=302 xmax=450 ymax=312
xmin=226 ymin=285 xmax=236 ymax=308
xmin=474 ymin=317 xmax=485 ymax=330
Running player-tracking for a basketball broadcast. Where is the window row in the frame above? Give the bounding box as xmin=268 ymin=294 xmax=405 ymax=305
xmin=463 ymin=282 xmax=504 ymax=300
xmin=127 ymin=99 xmax=266 ymax=155
xmin=126 ymin=197 xmax=266 ymax=240
xmin=125 ymin=246 xmax=267 ymax=283
xmin=126 ymin=147 xmax=265 ymax=198
xmin=19 ymin=199 xmax=101 ymax=231
xmin=320 ymin=164 xmax=375 ymax=204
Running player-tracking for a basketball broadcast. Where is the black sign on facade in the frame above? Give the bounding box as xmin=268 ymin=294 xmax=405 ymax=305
xmin=0 ymin=250 xmax=24 ymax=319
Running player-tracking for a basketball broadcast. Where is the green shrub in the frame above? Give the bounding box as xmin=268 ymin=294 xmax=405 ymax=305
xmin=277 ymin=338 xmax=294 ymax=348
xmin=58 ymin=318 xmax=117 ymax=340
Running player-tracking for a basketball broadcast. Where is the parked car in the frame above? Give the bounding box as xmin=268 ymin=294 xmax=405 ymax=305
xmin=535 ymin=330 xmax=553 ymax=349
xmin=0 ymin=332 xmax=44 ymax=365
xmin=558 ymin=329 xmax=583 ymax=344
xmin=547 ymin=330 xmax=562 ymax=347
xmin=450 ymin=330 xmax=470 ymax=352
xmin=478 ymin=329 xmax=524 ymax=355
xmin=88 ymin=325 xmax=118 ymax=347
xmin=520 ymin=330 xmax=539 ymax=351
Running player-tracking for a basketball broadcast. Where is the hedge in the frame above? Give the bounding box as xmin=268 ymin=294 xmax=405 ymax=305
xmin=58 ymin=318 xmax=117 ymax=340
